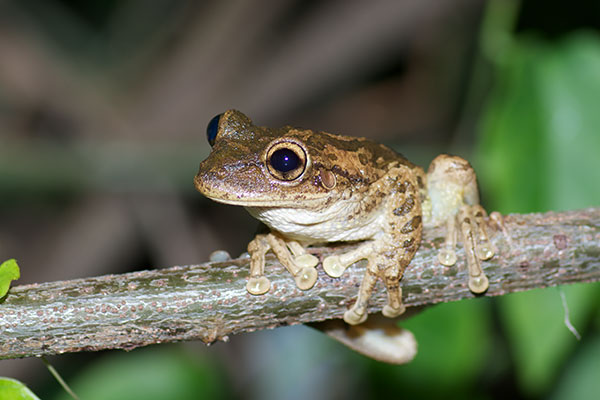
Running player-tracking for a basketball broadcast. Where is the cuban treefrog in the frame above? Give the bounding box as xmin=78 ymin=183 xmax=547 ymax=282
xmin=195 ymin=110 xmax=494 ymax=325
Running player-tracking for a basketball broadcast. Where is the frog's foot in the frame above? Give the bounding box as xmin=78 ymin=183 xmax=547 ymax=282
xmin=453 ymin=205 xmax=492 ymax=293
xmin=382 ymin=304 xmax=406 ymax=318
xmin=323 ymin=242 xmax=374 ymax=278
xmin=460 ymin=205 xmax=493 ymax=293
xmin=382 ymin=267 xmax=406 ymax=318
xmin=323 ymin=255 xmax=346 ymax=277
xmin=289 ymin=244 xmax=319 ymax=290
xmin=246 ymin=234 xmax=272 ymax=295
xmin=344 ymin=307 xmax=368 ymax=325
xmin=344 ymin=264 xmax=378 ymax=325
xmin=490 ymin=211 xmax=513 ymax=248
xmin=266 ymin=234 xmax=318 ymax=290
xmin=437 ymin=247 xmax=458 ymax=267
xmin=294 ymin=253 xmax=319 ymax=269
xmin=293 ymin=266 xmax=318 ymax=290
xmin=436 ymin=205 xmax=494 ymax=293
xmin=437 ymin=214 xmax=459 ymax=267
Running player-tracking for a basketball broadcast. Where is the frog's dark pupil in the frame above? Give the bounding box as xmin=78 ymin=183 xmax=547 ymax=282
xmin=270 ymin=148 xmax=300 ymax=173
xmin=206 ymin=114 xmax=222 ymax=146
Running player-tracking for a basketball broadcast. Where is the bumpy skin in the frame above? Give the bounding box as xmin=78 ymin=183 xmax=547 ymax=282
xmin=195 ymin=110 xmax=493 ymax=325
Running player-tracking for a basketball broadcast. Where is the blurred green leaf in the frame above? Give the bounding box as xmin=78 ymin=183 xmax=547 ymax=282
xmin=0 ymin=377 xmax=41 ymax=400
xmin=477 ymin=38 xmax=548 ymax=213
xmin=477 ymin=32 xmax=600 ymax=213
xmin=391 ymin=299 xmax=492 ymax=395
xmin=550 ymin=336 xmax=600 ymax=400
xmin=477 ymin=31 xmax=600 ymax=397
xmin=0 ymin=259 xmax=20 ymax=298
xmin=53 ymin=347 xmax=228 ymax=400
xmin=499 ymin=283 xmax=599 ymax=396
xmin=540 ymin=34 xmax=600 ymax=210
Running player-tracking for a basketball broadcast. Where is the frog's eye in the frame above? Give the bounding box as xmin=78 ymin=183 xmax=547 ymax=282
xmin=266 ymin=142 xmax=307 ymax=181
xmin=206 ymin=113 xmax=222 ymax=146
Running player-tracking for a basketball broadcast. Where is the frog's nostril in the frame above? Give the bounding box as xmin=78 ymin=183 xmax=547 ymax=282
xmin=206 ymin=113 xmax=222 ymax=146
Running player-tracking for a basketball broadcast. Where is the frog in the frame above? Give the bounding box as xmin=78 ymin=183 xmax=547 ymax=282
xmin=194 ymin=110 xmax=494 ymax=326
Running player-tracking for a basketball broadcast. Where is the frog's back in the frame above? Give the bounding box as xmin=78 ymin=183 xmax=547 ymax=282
xmin=292 ymin=128 xmax=416 ymax=185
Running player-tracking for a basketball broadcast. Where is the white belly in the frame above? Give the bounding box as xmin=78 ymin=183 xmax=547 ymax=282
xmin=246 ymin=200 xmax=385 ymax=244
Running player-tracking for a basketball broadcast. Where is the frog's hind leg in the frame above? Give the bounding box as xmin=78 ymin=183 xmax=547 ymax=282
xmin=427 ymin=155 xmax=494 ymax=294
xmin=457 ymin=205 xmax=493 ymax=293
xmin=323 ymin=240 xmax=382 ymax=325
xmin=380 ymin=176 xmax=423 ymax=319
xmin=380 ymin=228 xmax=421 ymax=318
xmin=344 ymin=174 xmax=422 ymax=325
xmin=435 ymin=203 xmax=494 ymax=294
xmin=338 ymin=246 xmax=414 ymax=325
xmin=437 ymin=204 xmax=493 ymax=293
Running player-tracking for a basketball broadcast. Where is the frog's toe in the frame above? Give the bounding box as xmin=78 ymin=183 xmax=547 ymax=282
xmin=323 ymin=255 xmax=346 ymax=277
xmin=344 ymin=307 xmax=368 ymax=325
xmin=468 ymin=274 xmax=489 ymax=294
xmin=437 ymin=248 xmax=457 ymax=266
xmin=294 ymin=253 xmax=319 ymax=269
xmin=294 ymin=267 xmax=318 ymax=290
xmin=246 ymin=276 xmax=271 ymax=295
xmin=476 ymin=243 xmax=494 ymax=260
xmin=382 ymin=304 xmax=406 ymax=318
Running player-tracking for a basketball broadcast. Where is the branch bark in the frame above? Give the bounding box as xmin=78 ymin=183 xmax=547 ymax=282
xmin=1 ymin=208 xmax=599 ymax=359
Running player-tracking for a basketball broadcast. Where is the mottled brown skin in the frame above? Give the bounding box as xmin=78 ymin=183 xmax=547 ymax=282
xmin=195 ymin=110 xmax=414 ymax=211
xmin=195 ymin=110 xmax=494 ymax=325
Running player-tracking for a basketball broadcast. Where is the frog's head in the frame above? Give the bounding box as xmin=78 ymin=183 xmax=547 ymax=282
xmin=195 ymin=110 xmax=352 ymax=209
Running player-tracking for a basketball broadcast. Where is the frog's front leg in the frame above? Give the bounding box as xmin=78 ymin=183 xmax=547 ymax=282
xmin=323 ymin=244 xmax=373 ymax=278
xmin=323 ymin=239 xmax=382 ymax=324
xmin=426 ymin=155 xmax=494 ymax=293
xmin=343 ymin=254 xmax=378 ymax=325
xmin=246 ymin=233 xmax=319 ymax=295
xmin=328 ymin=172 xmax=422 ymax=325
xmin=246 ymin=234 xmax=272 ymax=294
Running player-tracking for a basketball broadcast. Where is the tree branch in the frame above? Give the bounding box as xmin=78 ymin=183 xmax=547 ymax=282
xmin=1 ymin=208 xmax=599 ymax=359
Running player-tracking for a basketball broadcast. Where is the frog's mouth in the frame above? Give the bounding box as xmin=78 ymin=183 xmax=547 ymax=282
xmin=193 ymin=172 xmax=329 ymax=208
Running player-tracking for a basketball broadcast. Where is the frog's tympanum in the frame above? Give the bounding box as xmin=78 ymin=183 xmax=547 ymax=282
xmin=195 ymin=110 xmax=494 ymax=326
